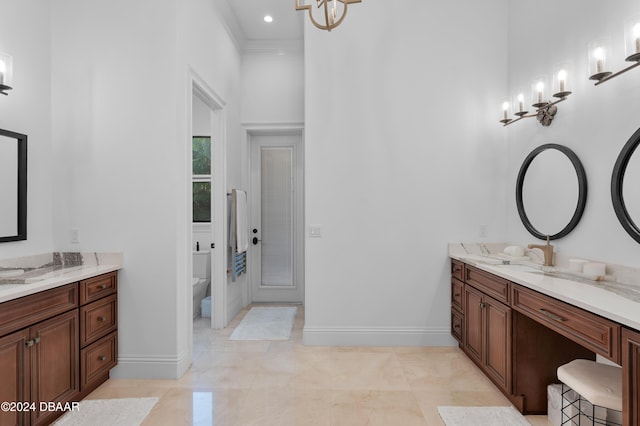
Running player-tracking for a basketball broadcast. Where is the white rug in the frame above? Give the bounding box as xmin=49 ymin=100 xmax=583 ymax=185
xmin=53 ymin=397 xmax=158 ymax=426
xmin=229 ymin=306 xmax=297 ymax=340
xmin=437 ymin=406 xmax=530 ymax=426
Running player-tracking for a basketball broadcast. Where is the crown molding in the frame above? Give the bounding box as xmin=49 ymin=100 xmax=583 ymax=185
xmin=213 ymin=0 xmax=245 ymax=54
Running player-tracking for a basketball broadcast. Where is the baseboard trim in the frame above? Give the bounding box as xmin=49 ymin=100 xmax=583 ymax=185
xmin=110 ymin=350 xmax=190 ymax=380
xmin=302 ymin=325 xmax=457 ymax=347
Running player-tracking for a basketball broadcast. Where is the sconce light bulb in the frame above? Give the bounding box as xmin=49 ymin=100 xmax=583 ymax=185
xmin=557 ymin=69 xmax=567 ymax=81
xmin=593 ymin=47 xmax=605 ymax=60
xmin=502 ymin=101 xmax=509 ymax=111
xmin=536 ymin=81 xmax=544 ymax=92
xmin=634 ymin=23 xmax=640 ymax=39
xmin=0 ymin=60 xmax=5 ymax=74
xmin=517 ymin=93 xmax=524 ymax=102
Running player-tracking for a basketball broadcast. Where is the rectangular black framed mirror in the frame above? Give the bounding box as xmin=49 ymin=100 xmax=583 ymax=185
xmin=0 ymin=128 xmax=27 ymax=242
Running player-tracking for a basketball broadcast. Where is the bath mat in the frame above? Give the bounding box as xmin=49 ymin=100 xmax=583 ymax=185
xmin=229 ymin=306 xmax=297 ymax=340
xmin=53 ymin=397 xmax=158 ymax=426
xmin=437 ymin=406 xmax=530 ymax=426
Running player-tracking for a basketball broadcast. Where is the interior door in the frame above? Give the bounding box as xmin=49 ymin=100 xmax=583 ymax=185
xmin=250 ymin=133 xmax=303 ymax=303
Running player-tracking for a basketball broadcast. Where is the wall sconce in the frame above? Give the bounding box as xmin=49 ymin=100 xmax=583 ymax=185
xmin=499 ymin=71 xmax=571 ymax=127
xmin=0 ymin=52 xmax=13 ymax=95
xmin=589 ymin=18 xmax=640 ymax=85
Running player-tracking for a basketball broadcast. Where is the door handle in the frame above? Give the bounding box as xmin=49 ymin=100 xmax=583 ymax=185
xmin=252 ymin=237 xmax=261 ymax=245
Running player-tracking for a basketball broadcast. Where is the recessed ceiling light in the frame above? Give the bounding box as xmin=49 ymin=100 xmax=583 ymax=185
xmin=264 ymin=15 xmax=273 ymax=23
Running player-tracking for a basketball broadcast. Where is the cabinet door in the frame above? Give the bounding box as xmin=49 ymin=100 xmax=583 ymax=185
xmin=0 ymin=329 xmax=30 ymax=426
xmin=30 ymin=310 xmax=79 ymax=426
xmin=484 ymin=296 xmax=512 ymax=393
xmin=623 ymin=327 xmax=640 ymax=426
xmin=464 ymin=285 xmax=484 ymax=366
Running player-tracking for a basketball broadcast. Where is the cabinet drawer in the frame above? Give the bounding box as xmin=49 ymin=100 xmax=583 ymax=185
xmin=451 ymin=278 xmax=464 ymax=313
xmin=81 ymin=332 xmax=117 ymax=391
xmin=0 ymin=284 xmax=78 ymax=337
xmin=451 ymin=260 xmax=464 ymax=281
xmin=451 ymin=308 xmax=463 ymax=345
xmin=465 ymin=265 xmax=510 ymax=304
xmin=80 ymin=272 xmax=117 ymax=305
xmin=80 ymin=294 xmax=117 ymax=347
xmin=512 ymin=284 xmax=620 ymax=363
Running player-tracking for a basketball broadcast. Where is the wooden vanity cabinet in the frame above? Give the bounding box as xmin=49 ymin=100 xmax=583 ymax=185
xmin=450 ymin=260 xmax=599 ymax=415
xmin=462 ymin=273 xmax=512 ymax=394
xmin=0 ymin=328 xmax=30 ymax=426
xmin=0 ymin=271 xmax=118 ymax=425
xmin=0 ymin=284 xmax=79 ymax=426
xmin=622 ymin=327 xmax=640 ymax=426
xmin=450 ymin=260 xmax=464 ymax=346
xmin=78 ymin=273 xmax=118 ymax=396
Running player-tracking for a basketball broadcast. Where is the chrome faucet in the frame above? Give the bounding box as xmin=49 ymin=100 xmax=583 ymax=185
xmin=528 ymin=236 xmax=554 ymax=267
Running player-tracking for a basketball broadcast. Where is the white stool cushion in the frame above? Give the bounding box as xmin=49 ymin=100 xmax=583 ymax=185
xmin=557 ymin=359 xmax=622 ymax=411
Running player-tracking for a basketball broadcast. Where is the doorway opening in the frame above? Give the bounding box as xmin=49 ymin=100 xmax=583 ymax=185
xmin=187 ymin=72 xmax=228 ymax=369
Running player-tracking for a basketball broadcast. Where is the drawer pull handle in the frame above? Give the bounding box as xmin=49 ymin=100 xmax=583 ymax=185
xmin=98 ymin=316 xmax=107 ymax=322
xmin=98 ymin=284 xmax=107 ymax=289
xmin=539 ymin=308 xmax=565 ymax=322
xmin=25 ymin=337 xmax=40 ymax=347
xmin=480 ymin=302 xmax=486 ymax=309
xmin=454 ymin=293 xmax=460 ymax=297
xmin=454 ymin=324 xmax=461 ymax=329
xmin=99 ymin=356 xmax=107 ymax=361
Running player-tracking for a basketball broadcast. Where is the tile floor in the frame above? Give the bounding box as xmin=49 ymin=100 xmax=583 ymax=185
xmin=87 ymin=305 xmax=551 ymax=425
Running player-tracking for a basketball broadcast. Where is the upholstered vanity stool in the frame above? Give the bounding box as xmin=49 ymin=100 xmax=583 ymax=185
xmin=557 ymin=359 xmax=622 ymax=425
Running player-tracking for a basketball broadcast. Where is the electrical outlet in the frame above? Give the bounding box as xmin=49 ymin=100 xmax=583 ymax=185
xmin=479 ymin=224 xmax=488 ymax=238
xmin=309 ymin=224 xmax=322 ymax=238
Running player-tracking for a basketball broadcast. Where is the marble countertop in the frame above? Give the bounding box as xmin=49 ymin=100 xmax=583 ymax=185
xmin=0 ymin=252 xmax=122 ymax=304
xmin=449 ymin=243 xmax=640 ymax=331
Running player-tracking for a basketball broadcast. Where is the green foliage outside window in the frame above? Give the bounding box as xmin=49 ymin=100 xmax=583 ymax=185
xmin=193 ymin=182 xmax=211 ymax=222
xmin=193 ymin=137 xmax=211 ymax=175
xmin=193 ymin=136 xmax=211 ymax=223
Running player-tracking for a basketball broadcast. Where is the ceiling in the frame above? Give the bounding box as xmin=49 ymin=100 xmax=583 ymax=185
xmin=226 ymin=0 xmax=304 ymax=42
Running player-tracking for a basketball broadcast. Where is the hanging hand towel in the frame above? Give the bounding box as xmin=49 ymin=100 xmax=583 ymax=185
xmin=234 ymin=189 xmax=249 ymax=253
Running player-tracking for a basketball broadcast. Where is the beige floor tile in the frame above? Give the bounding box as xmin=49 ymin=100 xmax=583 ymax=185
xmin=331 ymin=390 xmax=426 ymax=426
xmin=329 ymin=351 xmax=411 ymax=391
xmin=253 ymin=351 xmax=332 ymax=389
xmin=237 ymin=388 xmax=332 ymax=426
xmin=86 ymin=304 xmax=552 ymax=425
xmin=141 ymin=388 xmax=249 ymax=426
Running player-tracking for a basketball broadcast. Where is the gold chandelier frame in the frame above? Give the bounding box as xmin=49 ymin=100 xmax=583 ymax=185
xmin=295 ymin=0 xmax=361 ymax=32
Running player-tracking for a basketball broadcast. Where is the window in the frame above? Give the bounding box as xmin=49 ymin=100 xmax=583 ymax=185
xmin=192 ymin=136 xmax=211 ymax=223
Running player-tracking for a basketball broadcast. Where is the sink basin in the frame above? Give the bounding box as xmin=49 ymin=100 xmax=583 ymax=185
xmin=0 ymin=269 xmax=25 ymax=278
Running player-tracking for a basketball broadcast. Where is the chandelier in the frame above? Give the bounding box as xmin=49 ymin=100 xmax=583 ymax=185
xmin=295 ymin=0 xmax=361 ymax=32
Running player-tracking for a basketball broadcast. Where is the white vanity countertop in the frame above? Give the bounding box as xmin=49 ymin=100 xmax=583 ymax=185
xmin=449 ymin=243 xmax=640 ymax=331
xmin=0 ymin=252 xmax=122 ymax=304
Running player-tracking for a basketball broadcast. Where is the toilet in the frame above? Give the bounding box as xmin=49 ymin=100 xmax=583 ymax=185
xmin=193 ymin=250 xmax=211 ymax=318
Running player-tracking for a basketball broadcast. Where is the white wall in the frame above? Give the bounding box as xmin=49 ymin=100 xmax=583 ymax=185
xmin=48 ymin=0 xmax=242 ymax=379
xmin=241 ymin=45 xmax=304 ymax=125
xmin=303 ymin=0 xmax=509 ymax=345
xmin=0 ymin=1 xmax=53 ymax=258
xmin=505 ymin=0 xmax=640 ymax=267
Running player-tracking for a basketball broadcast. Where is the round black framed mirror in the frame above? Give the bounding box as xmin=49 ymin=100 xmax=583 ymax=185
xmin=516 ymin=143 xmax=588 ymax=240
xmin=611 ymin=127 xmax=640 ymax=244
